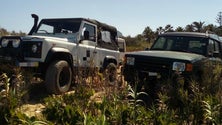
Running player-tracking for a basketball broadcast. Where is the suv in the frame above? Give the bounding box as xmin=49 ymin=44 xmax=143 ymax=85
xmin=123 ymin=32 xmax=222 ymax=91
xmin=0 ymin=14 xmax=123 ymax=94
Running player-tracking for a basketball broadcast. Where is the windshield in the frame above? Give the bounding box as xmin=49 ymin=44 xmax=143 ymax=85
xmin=151 ymin=36 xmax=208 ymax=55
xmin=35 ymin=19 xmax=81 ymax=34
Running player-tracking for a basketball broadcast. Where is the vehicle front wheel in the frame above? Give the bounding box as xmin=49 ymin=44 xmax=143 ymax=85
xmin=45 ymin=60 xmax=72 ymax=94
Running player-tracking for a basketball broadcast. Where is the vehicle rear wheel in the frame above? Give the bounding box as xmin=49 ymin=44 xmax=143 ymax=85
xmin=45 ymin=60 xmax=72 ymax=94
xmin=105 ymin=63 xmax=117 ymax=83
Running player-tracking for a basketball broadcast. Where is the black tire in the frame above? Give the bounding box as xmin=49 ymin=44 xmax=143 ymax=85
xmin=105 ymin=63 xmax=117 ymax=83
xmin=45 ymin=60 xmax=72 ymax=94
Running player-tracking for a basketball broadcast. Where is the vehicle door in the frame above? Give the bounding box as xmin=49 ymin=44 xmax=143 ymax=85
xmin=77 ymin=21 xmax=98 ymax=68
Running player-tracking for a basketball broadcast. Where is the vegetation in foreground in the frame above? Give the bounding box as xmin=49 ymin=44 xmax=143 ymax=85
xmin=0 ymin=63 xmax=222 ymax=125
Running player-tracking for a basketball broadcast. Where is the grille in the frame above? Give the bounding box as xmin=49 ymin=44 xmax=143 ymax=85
xmin=22 ymin=41 xmax=42 ymax=58
xmin=135 ymin=56 xmax=172 ymax=73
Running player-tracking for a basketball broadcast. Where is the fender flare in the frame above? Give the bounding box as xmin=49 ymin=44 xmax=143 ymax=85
xmin=45 ymin=47 xmax=73 ymax=69
xmin=103 ymin=56 xmax=117 ymax=69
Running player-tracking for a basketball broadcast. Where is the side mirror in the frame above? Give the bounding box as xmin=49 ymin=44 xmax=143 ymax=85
xmin=83 ymin=31 xmax=89 ymax=40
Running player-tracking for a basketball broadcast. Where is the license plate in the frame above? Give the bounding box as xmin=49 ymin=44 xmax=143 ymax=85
xmin=148 ymin=72 xmax=158 ymax=76
xmin=4 ymin=56 xmax=12 ymax=61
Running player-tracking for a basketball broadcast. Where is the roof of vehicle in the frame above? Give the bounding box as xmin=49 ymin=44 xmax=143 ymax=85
xmin=40 ymin=18 xmax=117 ymax=35
xmin=159 ymin=32 xmax=222 ymax=42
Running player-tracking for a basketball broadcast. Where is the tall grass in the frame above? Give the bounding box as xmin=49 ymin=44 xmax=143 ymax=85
xmin=0 ymin=62 xmax=221 ymax=124
xmin=0 ymin=67 xmax=50 ymax=125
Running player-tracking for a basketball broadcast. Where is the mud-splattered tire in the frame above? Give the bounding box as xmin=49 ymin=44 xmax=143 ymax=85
xmin=45 ymin=60 xmax=72 ymax=94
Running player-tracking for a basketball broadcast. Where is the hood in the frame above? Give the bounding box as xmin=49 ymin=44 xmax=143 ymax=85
xmin=127 ymin=50 xmax=206 ymax=62
xmin=21 ymin=35 xmax=76 ymax=43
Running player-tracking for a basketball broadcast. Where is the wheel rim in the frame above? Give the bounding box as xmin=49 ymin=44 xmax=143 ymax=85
xmin=59 ymin=66 xmax=71 ymax=88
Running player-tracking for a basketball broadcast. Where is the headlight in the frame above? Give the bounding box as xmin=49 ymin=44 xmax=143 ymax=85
xmin=32 ymin=44 xmax=38 ymax=53
xmin=126 ymin=57 xmax=135 ymax=65
xmin=12 ymin=39 xmax=21 ymax=48
xmin=172 ymin=62 xmax=185 ymax=72
xmin=1 ymin=39 xmax=9 ymax=47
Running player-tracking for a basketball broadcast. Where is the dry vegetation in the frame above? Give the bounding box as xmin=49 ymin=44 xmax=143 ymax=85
xmin=0 ymin=63 xmax=222 ymax=125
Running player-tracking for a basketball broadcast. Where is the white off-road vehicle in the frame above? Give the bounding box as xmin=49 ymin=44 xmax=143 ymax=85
xmin=0 ymin=14 xmax=123 ymax=94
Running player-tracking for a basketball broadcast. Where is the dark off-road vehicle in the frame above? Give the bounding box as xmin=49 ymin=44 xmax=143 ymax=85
xmin=124 ymin=32 xmax=222 ymax=91
xmin=0 ymin=14 xmax=124 ymax=94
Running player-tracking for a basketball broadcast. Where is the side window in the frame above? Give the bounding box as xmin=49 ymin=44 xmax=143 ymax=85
xmin=208 ymin=39 xmax=220 ymax=56
xmin=208 ymin=40 xmax=214 ymax=54
xmin=82 ymin=23 xmax=96 ymax=41
xmin=209 ymin=39 xmax=219 ymax=52
xmin=97 ymin=30 xmax=118 ymax=50
xmin=214 ymin=41 xmax=219 ymax=52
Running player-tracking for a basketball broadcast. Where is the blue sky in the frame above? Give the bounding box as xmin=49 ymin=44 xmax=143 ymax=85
xmin=1 ymin=0 xmax=222 ymax=36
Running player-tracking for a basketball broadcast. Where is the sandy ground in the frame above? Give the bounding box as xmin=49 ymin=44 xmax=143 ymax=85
xmin=18 ymin=72 xmax=126 ymax=118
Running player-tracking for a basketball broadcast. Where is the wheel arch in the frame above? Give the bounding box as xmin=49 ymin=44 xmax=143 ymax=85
xmin=43 ymin=47 xmax=74 ymax=74
xmin=103 ymin=56 xmax=117 ymax=69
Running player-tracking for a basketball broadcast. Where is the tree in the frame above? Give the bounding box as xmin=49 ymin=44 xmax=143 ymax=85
xmin=135 ymin=34 xmax=144 ymax=41
xmin=0 ymin=27 xmax=9 ymax=36
xmin=203 ymin=24 xmax=217 ymax=33
xmin=175 ymin=26 xmax=184 ymax=32
xmin=185 ymin=24 xmax=194 ymax=32
xmin=142 ymin=26 xmax=155 ymax=43
xmin=215 ymin=26 xmax=222 ymax=36
xmin=124 ymin=35 xmax=138 ymax=46
xmin=192 ymin=21 xmax=205 ymax=32
xmin=216 ymin=12 xmax=222 ymax=27
xmin=156 ymin=26 xmax=164 ymax=35
xmin=164 ymin=24 xmax=174 ymax=32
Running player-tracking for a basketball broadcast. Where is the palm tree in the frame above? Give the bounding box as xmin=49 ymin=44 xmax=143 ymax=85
xmin=175 ymin=26 xmax=184 ymax=32
xmin=185 ymin=24 xmax=194 ymax=32
xmin=164 ymin=24 xmax=174 ymax=32
xmin=156 ymin=26 xmax=164 ymax=35
xmin=192 ymin=21 xmax=205 ymax=32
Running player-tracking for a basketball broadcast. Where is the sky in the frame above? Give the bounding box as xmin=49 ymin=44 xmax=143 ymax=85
xmin=1 ymin=0 xmax=222 ymax=37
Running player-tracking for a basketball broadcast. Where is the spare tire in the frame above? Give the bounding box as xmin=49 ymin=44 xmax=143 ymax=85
xmin=45 ymin=60 xmax=72 ymax=94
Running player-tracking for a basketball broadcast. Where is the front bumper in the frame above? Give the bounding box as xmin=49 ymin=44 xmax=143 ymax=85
xmin=123 ymin=65 xmax=192 ymax=83
xmin=0 ymin=56 xmax=39 ymax=67
xmin=17 ymin=62 xmax=39 ymax=67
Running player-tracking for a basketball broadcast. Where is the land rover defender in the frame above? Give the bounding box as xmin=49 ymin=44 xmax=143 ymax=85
xmin=0 ymin=14 xmax=123 ymax=94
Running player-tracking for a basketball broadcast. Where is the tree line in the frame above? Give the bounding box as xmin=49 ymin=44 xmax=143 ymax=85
xmin=124 ymin=12 xmax=222 ymax=50
xmin=124 ymin=21 xmax=222 ymax=48
xmin=0 ymin=27 xmax=26 ymax=37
